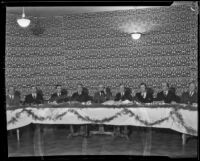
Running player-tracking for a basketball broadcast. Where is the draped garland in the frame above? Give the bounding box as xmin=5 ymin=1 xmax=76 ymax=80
xmin=7 ymin=106 xmax=197 ymax=135
xmin=5 ymin=5 xmax=198 ymax=99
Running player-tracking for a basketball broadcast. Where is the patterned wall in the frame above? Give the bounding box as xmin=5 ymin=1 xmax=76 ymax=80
xmin=5 ymin=5 xmax=198 ymax=99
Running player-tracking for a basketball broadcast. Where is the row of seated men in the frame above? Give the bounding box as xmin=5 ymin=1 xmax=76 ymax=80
xmin=6 ymin=82 xmax=198 ymax=107
xmin=6 ymin=82 xmax=197 ymax=137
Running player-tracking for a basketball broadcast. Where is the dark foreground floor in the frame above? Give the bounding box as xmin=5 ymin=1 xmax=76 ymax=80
xmin=8 ymin=124 xmax=197 ymax=158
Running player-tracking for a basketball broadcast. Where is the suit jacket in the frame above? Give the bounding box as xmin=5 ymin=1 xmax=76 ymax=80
xmin=93 ymin=91 xmax=107 ymax=103
xmin=6 ymin=95 xmax=20 ymax=106
xmin=181 ymin=91 xmax=198 ymax=104
xmin=71 ymin=92 xmax=91 ymax=102
xmin=105 ymin=92 xmax=113 ymax=101
xmin=24 ymin=93 xmax=44 ymax=105
xmin=114 ymin=92 xmax=132 ymax=101
xmin=156 ymin=90 xmax=179 ymax=103
xmin=135 ymin=92 xmax=153 ymax=103
xmin=49 ymin=92 xmax=69 ymax=103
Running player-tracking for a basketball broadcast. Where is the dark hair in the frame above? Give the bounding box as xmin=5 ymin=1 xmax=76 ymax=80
xmin=162 ymin=82 xmax=169 ymax=88
xmin=55 ymin=84 xmax=62 ymax=89
xmin=119 ymin=84 xmax=124 ymax=87
xmin=8 ymin=86 xmax=15 ymax=92
xmin=189 ymin=81 xmax=195 ymax=86
xmin=140 ymin=83 xmax=147 ymax=88
xmin=77 ymin=83 xmax=83 ymax=87
xmin=31 ymin=85 xmax=37 ymax=89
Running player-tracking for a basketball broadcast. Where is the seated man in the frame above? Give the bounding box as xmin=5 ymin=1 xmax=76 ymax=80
xmin=114 ymin=84 xmax=132 ymax=101
xmin=135 ymin=83 xmax=153 ymax=103
xmin=71 ymin=84 xmax=91 ymax=102
xmin=104 ymin=87 xmax=113 ymax=101
xmin=49 ymin=84 xmax=69 ymax=104
xmin=69 ymin=84 xmax=91 ymax=137
xmin=6 ymin=86 xmax=21 ymax=107
xmin=114 ymin=84 xmax=131 ymax=138
xmin=24 ymin=86 xmax=44 ymax=105
xmin=156 ymin=82 xmax=179 ymax=103
xmin=181 ymin=82 xmax=198 ymax=105
xmin=90 ymin=84 xmax=113 ymax=135
xmin=93 ymin=84 xmax=107 ymax=103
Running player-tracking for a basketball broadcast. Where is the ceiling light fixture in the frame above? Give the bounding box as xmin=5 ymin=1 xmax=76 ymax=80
xmin=131 ymin=33 xmax=141 ymax=40
xmin=17 ymin=7 xmax=30 ymax=28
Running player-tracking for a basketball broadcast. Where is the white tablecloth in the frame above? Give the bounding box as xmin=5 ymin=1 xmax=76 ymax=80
xmin=7 ymin=105 xmax=197 ymax=136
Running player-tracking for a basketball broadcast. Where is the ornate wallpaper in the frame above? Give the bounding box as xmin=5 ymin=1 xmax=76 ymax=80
xmin=5 ymin=5 xmax=198 ymax=99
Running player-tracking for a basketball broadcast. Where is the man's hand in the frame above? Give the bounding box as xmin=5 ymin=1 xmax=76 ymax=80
xmin=171 ymin=101 xmax=177 ymax=104
xmin=192 ymin=103 xmax=198 ymax=107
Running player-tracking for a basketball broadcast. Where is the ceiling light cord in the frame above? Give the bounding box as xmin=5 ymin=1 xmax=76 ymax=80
xmin=22 ymin=7 xmax=25 ymax=18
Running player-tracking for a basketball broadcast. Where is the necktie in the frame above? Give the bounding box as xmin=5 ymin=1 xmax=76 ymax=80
xmin=190 ymin=92 xmax=193 ymax=97
xmin=33 ymin=94 xmax=36 ymax=99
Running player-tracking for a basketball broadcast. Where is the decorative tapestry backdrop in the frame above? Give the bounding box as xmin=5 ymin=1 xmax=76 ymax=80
xmin=5 ymin=5 xmax=198 ymax=99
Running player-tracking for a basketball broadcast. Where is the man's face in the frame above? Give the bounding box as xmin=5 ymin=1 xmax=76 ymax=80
xmin=98 ymin=84 xmax=104 ymax=92
xmin=189 ymin=83 xmax=195 ymax=92
xmin=77 ymin=85 xmax=82 ymax=93
xmin=56 ymin=86 xmax=62 ymax=93
xmin=162 ymin=83 xmax=168 ymax=91
xmin=9 ymin=87 xmax=14 ymax=95
xmin=31 ymin=87 xmax=37 ymax=93
xmin=140 ymin=85 xmax=146 ymax=93
xmin=119 ymin=85 xmax=125 ymax=93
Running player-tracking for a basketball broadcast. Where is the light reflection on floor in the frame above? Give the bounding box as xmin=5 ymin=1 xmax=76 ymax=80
xmin=8 ymin=124 xmax=197 ymax=157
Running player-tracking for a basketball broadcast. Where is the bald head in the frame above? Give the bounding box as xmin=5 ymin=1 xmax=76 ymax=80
xmin=98 ymin=84 xmax=104 ymax=92
xmin=189 ymin=82 xmax=195 ymax=93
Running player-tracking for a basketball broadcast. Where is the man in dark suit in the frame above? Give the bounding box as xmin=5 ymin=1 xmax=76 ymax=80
xmin=114 ymin=84 xmax=132 ymax=101
xmin=156 ymin=82 xmax=178 ymax=103
xmin=24 ymin=86 xmax=44 ymax=105
xmin=181 ymin=82 xmax=198 ymax=105
xmin=6 ymin=86 xmax=21 ymax=107
xmin=49 ymin=85 xmax=68 ymax=104
xmin=135 ymin=83 xmax=153 ymax=103
xmin=104 ymin=87 xmax=113 ymax=101
xmin=71 ymin=84 xmax=91 ymax=102
xmin=69 ymin=84 xmax=91 ymax=137
xmin=114 ymin=84 xmax=131 ymax=138
xmin=93 ymin=84 xmax=107 ymax=103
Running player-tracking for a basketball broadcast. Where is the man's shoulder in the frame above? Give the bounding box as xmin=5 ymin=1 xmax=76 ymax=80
xmin=136 ymin=92 xmax=141 ymax=95
xmin=94 ymin=91 xmax=100 ymax=95
xmin=51 ymin=93 xmax=57 ymax=97
xmin=182 ymin=91 xmax=189 ymax=95
xmin=157 ymin=91 xmax=163 ymax=95
xmin=72 ymin=92 xmax=78 ymax=96
xmin=26 ymin=94 xmax=31 ymax=97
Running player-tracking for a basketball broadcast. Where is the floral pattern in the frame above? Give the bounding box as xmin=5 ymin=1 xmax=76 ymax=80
xmin=5 ymin=5 xmax=198 ymax=99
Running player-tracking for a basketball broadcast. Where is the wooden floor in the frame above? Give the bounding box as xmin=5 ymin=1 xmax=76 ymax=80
xmin=8 ymin=124 xmax=197 ymax=157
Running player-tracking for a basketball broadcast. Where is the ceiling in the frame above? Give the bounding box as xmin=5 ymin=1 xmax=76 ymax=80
xmin=6 ymin=1 xmax=193 ymax=17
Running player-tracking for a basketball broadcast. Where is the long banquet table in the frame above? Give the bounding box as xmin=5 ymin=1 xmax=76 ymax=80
xmin=7 ymin=103 xmax=197 ymax=136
